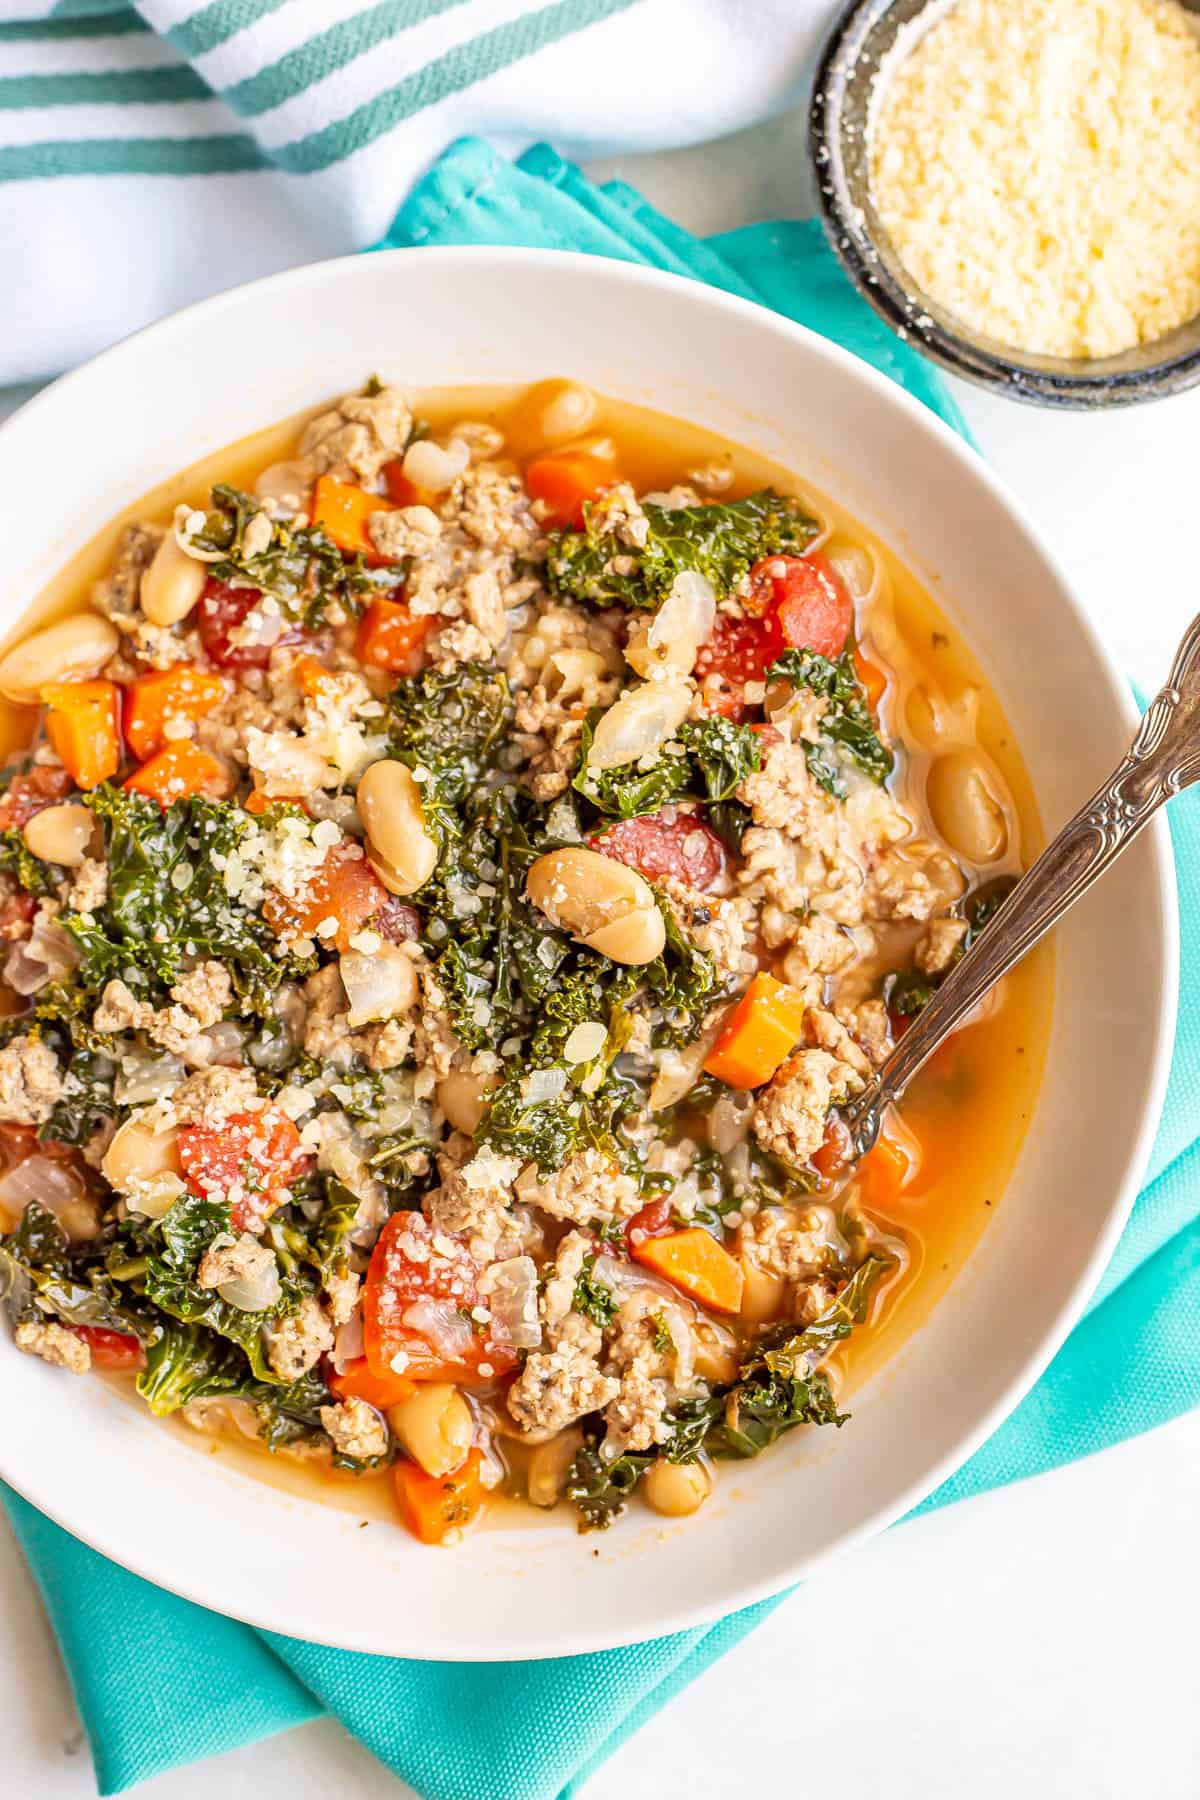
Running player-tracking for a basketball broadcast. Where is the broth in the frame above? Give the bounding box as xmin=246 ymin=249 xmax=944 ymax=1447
xmin=7 ymin=382 xmax=1051 ymax=1529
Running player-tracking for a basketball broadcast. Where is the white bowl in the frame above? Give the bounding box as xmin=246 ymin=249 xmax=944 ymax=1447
xmin=0 ymin=249 xmax=1176 ymax=1659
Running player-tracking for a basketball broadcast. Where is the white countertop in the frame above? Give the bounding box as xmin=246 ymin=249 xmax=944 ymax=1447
xmin=3 ymin=109 xmax=1200 ymax=1800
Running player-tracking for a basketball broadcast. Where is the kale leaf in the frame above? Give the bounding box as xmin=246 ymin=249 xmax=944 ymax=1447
xmin=769 ymin=649 xmax=893 ymax=796
xmin=58 ymin=785 xmax=307 ymax=1010
xmin=0 ymin=1201 xmax=148 ymax=1338
xmin=572 ymin=713 xmax=760 ymax=820
xmin=548 ymin=489 xmax=818 ymax=610
xmin=572 ymin=1252 xmax=619 ymax=1328
xmin=387 ymin=663 xmax=511 ymax=809
xmin=40 ymin=1045 xmax=116 ymax=1148
xmin=190 ymin=483 xmax=404 ymax=628
xmin=0 ymin=828 xmax=57 ymax=896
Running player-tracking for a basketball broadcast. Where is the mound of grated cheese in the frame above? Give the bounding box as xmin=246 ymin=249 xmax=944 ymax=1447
xmin=869 ymin=0 xmax=1200 ymax=359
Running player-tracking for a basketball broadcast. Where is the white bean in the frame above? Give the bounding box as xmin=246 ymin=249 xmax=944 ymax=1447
xmin=534 ymin=379 xmax=598 ymax=445
xmin=739 ymin=1257 xmax=786 ymax=1324
xmin=23 ymin=803 xmax=94 ymax=868
xmin=0 ymin=612 xmax=119 ymax=704
xmin=927 ymin=750 xmax=1009 ymax=864
xmin=643 ymin=1457 xmax=712 ymax=1518
xmin=141 ymin=529 xmax=207 ymax=627
xmin=387 ymin=1384 xmax=473 ymax=1478
xmin=526 ymin=846 xmax=665 ymax=965
xmin=357 ymin=759 xmax=438 ymax=895
xmin=526 ymin=1426 xmax=584 ymax=1508
xmin=436 ymin=1069 xmax=497 ymax=1135
xmin=101 ymin=1118 xmax=181 ymax=1194
xmin=401 ymin=437 xmax=470 ymax=494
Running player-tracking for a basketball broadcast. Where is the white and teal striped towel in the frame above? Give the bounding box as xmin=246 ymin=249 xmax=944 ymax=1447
xmin=1 ymin=0 xmax=833 ymax=388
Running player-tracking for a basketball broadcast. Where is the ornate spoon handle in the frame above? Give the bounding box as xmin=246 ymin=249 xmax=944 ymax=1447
xmin=841 ymin=613 xmax=1200 ymax=1159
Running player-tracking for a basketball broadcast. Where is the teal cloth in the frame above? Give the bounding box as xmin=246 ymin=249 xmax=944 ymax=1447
xmin=3 ymin=137 xmax=1198 ymax=1798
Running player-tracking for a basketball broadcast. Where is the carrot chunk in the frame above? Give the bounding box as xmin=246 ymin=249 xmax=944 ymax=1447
xmin=525 ymin=451 xmax=617 ymax=529
xmin=382 ymin=460 xmax=434 ymax=509
xmin=395 ymin=1446 xmax=487 ymax=1545
xmin=328 ymin=1357 xmax=418 ymax=1411
xmin=859 ymin=1115 xmax=922 ymax=1211
xmin=123 ymin=741 xmax=232 ymax=806
xmin=291 ymin=653 xmax=338 ymax=701
xmin=124 ymin=666 xmax=228 ymax=762
xmin=632 ymin=1227 xmax=745 ymax=1315
xmin=703 ymin=972 xmax=809 ymax=1090
xmin=356 ymin=597 xmax=435 ymax=674
xmin=853 ymin=646 xmax=888 ymax=712
xmin=262 ymin=840 xmax=388 ymax=954
xmin=41 ymin=680 xmax=121 ymax=790
xmin=312 ymin=474 xmax=389 ymax=560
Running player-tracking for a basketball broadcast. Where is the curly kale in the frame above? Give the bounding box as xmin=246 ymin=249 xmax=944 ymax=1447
xmin=572 ymin=713 xmax=761 ymax=820
xmin=548 ymin=489 xmax=818 ymax=609
xmin=0 ymin=1202 xmax=149 ymax=1340
xmin=769 ymin=649 xmax=893 ymax=797
xmin=190 ymin=483 xmax=404 ymax=628
xmin=387 ymin=663 xmax=511 ymax=809
xmin=566 ymin=1258 xmax=889 ymax=1529
xmin=0 ymin=828 xmax=57 ymax=896
xmin=572 ymin=1252 xmax=619 ymax=1328
xmin=52 ymin=785 xmax=309 ymax=1012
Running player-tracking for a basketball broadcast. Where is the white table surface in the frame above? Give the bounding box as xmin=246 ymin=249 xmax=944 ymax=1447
xmin=3 ymin=109 xmax=1200 ymax=1800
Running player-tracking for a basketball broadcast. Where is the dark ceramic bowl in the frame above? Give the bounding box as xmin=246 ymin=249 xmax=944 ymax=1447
xmin=809 ymin=0 xmax=1200 ymax=408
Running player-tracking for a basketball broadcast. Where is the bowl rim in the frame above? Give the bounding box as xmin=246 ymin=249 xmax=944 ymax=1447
xmin=809 ymin=0 xmax=1200 ymax=410
xmin=0 ymin=244 xmax=1179 ymax=1656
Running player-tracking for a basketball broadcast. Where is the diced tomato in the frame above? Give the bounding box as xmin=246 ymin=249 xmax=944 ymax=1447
xmin=590 ymin=807 xmax=728 ymax=893
xmin=198 ymin=578 xmax=307 ymax=670
xmin=693 ymin=613 xmax=785 ymax=720
xmin=356 ymin=597 xmax=436 ymax=675
xmin=363 ymin=1213 xmax=518 ymax=1386
xmin=625 ymin=1197 xmax=674 ymax=1253
xmin=382 ymin=460 xmax=435 ymax=510
xmin=0 ymin=887 xmax=36 ymax=942
xmin=124 ymin=666 xmax=229 ymax=762
xmin=178 ymin=1104 xmax=311 ymax=1234
xmin=747 ymin=553 xmax=852 ymax=659
xmin=395 ymin=1446 xmax=487 ymax=1545
xmin=0 ymin=764 xmax=74 ymax=831
xmin=813 ymin=1116 xmax=851 ymax=1180
xmin=0 ymin=1122 xmax=41 ymax=1171
xmin=262 ymin=840 xmax=390 ymax=955
xmin=525 ymin=451 xmax=616 ymax=529
xmin=69 ymin=1325 xmax=144 ymax=1371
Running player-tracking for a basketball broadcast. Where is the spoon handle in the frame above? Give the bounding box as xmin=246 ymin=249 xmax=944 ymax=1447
xmin=841 ymin=612 xmax=1200 ymax=1157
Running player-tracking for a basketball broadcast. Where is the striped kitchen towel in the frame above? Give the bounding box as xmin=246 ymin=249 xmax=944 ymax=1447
xmin=1 ymin=0 xmax=836 ymax=387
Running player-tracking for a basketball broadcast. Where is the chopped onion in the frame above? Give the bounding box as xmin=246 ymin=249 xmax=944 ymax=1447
xmin=402 ymin=1296 xmax=475 ymax=1360
xmin=4 ymin=914 xmax=79 ymax=997
xmin=523 ymin=1066 xmax=567 ymax=1105
xmin=478 ymin=1255 xmax=542 ymax=1350
xmin=824 ymin=539 xmax=878 ymax=605
xmin=586 ymin=676 xmax=692 ymax=771
xmin=649 ymin=1006 xmax=730 ymax=1111
xmin=0 ymin=1155 xmax=98 ymax=1243
xmin=216 ymin=1259 xmax=282 ymax=1314
xmin=180 ymin=1020 xmax=246 ymax=1071
xmin=626 ymin=571 xmax=716 ymax=678
xmin=709 ymin=1089 xmax=754 ymax=1154
xmin=332 ymin=1309 xmax=365 ymax=1374
xmin=253 ymin=460 xmax=313 ymax=517
xmin=402 ymin=436 xmax=469 ymax=493
xmin=339 ymin=945 xmax=418 ymax=1028
xmin=115 ymin=1050 xmax=184 ymax=1106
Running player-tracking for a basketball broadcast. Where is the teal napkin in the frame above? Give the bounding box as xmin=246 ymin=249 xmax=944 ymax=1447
xmin=4 ymin=137 xmax=1199 ymax=1799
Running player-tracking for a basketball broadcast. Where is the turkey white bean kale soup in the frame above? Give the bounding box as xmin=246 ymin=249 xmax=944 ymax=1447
xmin=0 ymin=379 xmax=1048 ymax=1546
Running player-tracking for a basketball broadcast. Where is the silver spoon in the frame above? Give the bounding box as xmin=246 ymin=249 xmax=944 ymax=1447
xmin=840 ymin=613 xmax=1200 ymax=1159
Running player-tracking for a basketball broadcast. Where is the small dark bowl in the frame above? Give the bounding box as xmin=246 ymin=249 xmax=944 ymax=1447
xmin=809 ymin=0 xmax=1200 ymax=409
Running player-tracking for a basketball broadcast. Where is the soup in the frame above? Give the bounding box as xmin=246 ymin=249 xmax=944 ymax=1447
xmin=0 ymin=378 xmax=1049 ymax=1544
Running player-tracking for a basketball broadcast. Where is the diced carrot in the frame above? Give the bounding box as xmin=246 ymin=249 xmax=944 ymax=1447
xmin=328 ymin=1357 xmax=418 ymax=1410
xmin=382 ymin=460 xmax=435 ymax=509
xmin=394 ymin=1446 xmax=487 ymax=1545
xmin=123 ymin=741 xmax=232 ymax=807
xmin=124 ymin=666 xmax=229 ymax=762
xmin=853 ymin=646 xmax=887 ymax=712
xmin=262 ymin=839 xmax=388 ymax=954
xmin=312 ymin=474 xmax=389 ymax=561
xmin=632 ymin=1227 xmax=745 ymax=1315
xmin=356 ymin=597 xmax=436 ymax=674
xmin=703 ymin=972 xmax=809 ymax=1090
xmin=41 ymin=680 xmax=121 ymax=791
xmin=858 ymin=1114 xmax=922 ymax=1211
xmin=292 ymin=653 xmax=338 ymax=701
xmin=525 ymin=451 xmax=617 ymax=529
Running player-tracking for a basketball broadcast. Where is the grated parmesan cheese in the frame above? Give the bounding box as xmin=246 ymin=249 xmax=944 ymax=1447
xmin=869 ymin=0 xmax=1200 ymax=358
